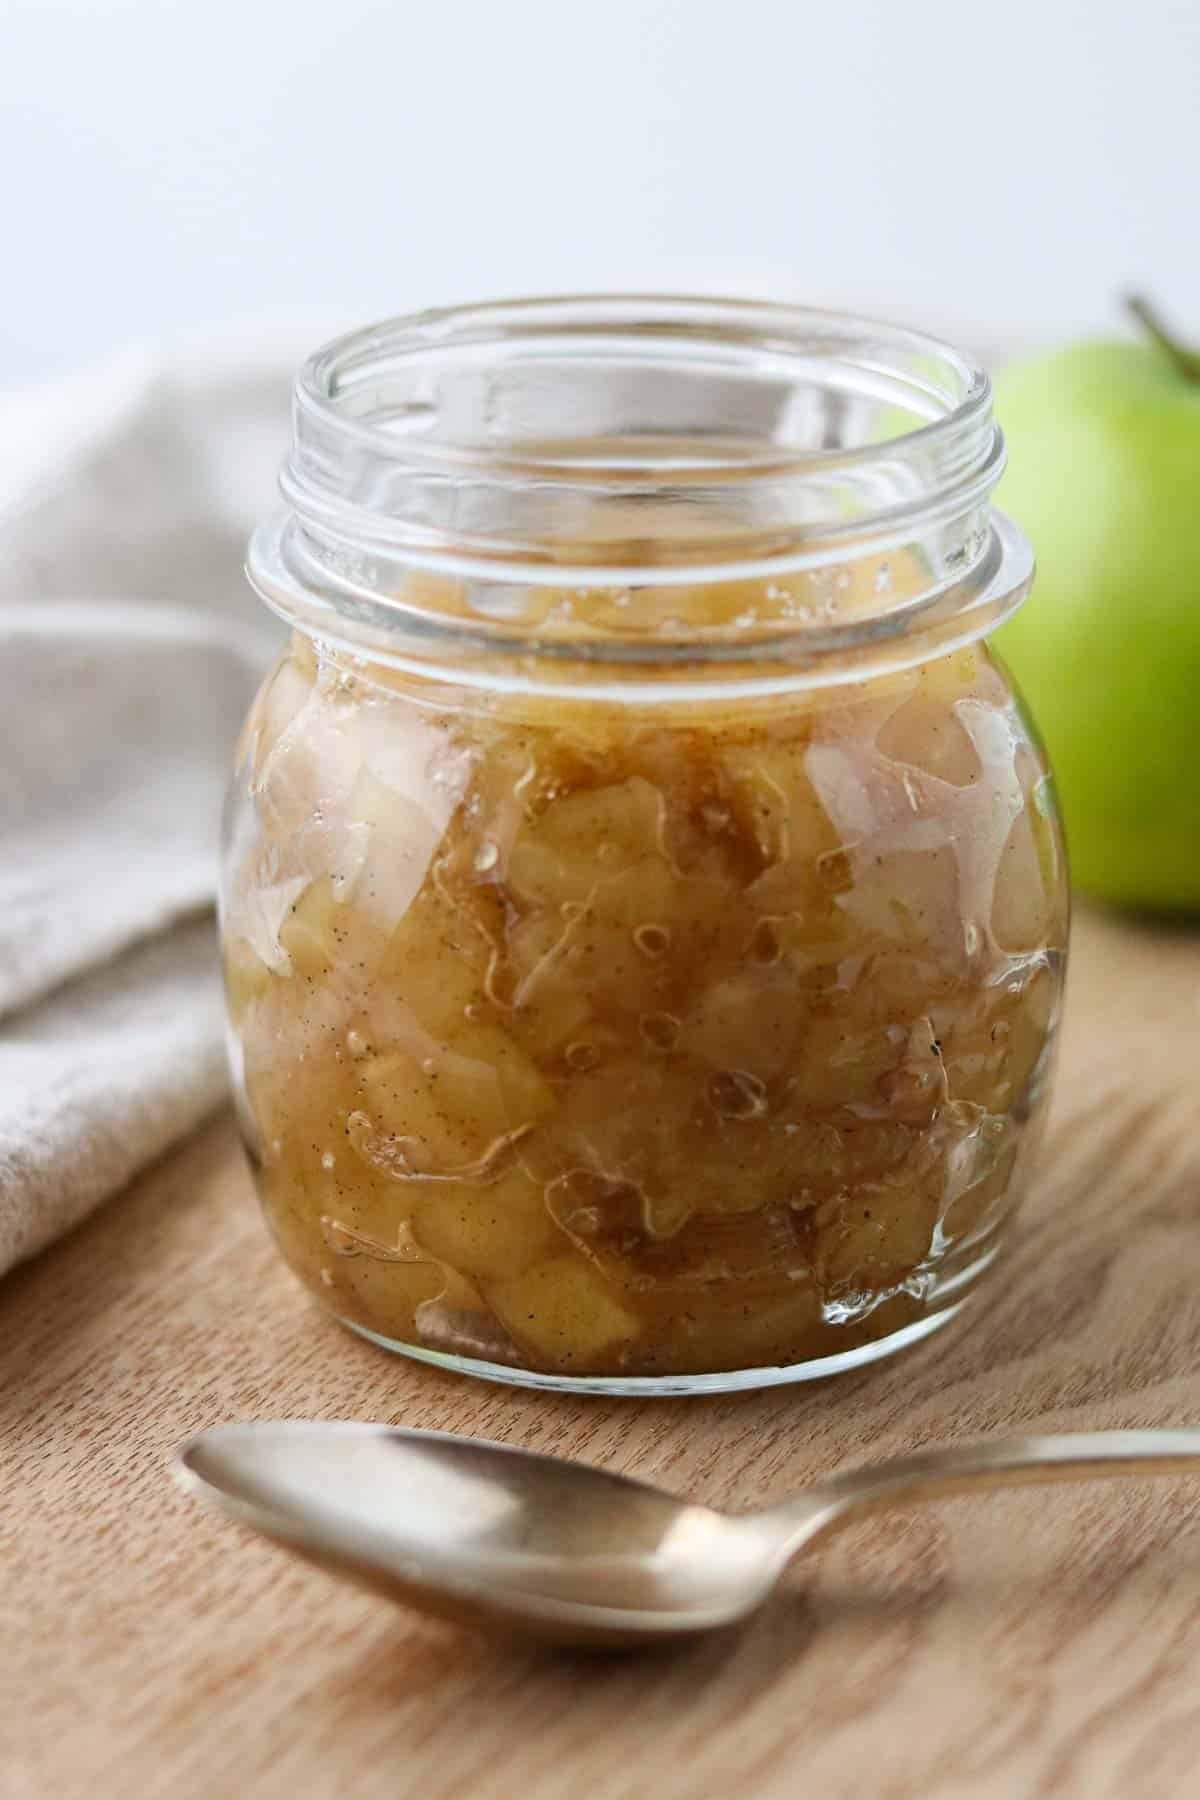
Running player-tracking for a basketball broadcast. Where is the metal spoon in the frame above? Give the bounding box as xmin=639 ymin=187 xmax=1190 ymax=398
xmin=175 ymin=1422 xmax=1200 ymax=1649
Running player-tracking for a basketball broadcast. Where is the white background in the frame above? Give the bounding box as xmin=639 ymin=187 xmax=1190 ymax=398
xmin=4 ymin=0 xmax=1200 ymax=386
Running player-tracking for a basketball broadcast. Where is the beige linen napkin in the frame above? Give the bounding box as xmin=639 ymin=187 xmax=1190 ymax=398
xmin=0 ymin=331 xmax=328 ymax=1278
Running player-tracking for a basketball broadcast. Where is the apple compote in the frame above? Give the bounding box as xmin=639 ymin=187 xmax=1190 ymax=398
xmin=224 ymin=604 xmax=1065 ymax=1386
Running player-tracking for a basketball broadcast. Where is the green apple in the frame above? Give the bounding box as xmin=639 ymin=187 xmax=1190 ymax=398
xmin=995 ymin=298 xmax=1200 ymax=911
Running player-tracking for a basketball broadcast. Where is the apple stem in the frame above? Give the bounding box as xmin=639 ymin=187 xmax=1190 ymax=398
xmin=1124 ymin=292 xmax=1200 ymax=382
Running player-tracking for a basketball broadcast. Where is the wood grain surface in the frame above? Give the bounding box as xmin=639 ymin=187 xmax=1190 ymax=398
xmin=6 ymin=906 xmax=1200 ymax=1800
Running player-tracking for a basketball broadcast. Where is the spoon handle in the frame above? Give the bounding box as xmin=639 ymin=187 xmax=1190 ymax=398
xmin=768 ymin=1429 xmax=1200 ymax=1544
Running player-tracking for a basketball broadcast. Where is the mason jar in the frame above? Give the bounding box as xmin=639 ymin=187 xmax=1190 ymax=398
xmin=222 ymin=295 xmax=1068 ymax=1394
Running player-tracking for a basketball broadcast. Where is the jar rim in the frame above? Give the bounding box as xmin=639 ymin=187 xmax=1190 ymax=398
xmin=294 ymin=292 xmax=993 ymax=487
xmin=251 ymin=294 xmax=1031 ymax=696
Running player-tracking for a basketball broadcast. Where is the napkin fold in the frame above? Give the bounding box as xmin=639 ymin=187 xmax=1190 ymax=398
xmin=0 ymin=332 xmax=319 ymax=1281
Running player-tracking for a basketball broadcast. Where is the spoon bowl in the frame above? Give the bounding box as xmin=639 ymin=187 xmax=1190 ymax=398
xmin=177 ymin=1423 xmax=779 ymax=1644
xmin=176 ymin=1422 xmax=1200 ymax=1649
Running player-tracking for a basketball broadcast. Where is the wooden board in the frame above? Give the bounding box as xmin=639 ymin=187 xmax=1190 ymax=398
xmin=6 ymin=906 xmax=1200 ymax=1800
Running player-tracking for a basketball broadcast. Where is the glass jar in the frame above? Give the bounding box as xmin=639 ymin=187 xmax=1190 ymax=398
xmin=222 ymin=296 xmax=1068 ymax=1395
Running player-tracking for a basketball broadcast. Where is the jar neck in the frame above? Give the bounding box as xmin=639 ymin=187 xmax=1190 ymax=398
xmin=249 ymin=296 xmax=1030 ymax=697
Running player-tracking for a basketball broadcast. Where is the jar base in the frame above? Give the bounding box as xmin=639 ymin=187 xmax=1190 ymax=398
xmin=338 ymin=1286 xmax=975 ymax=1396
